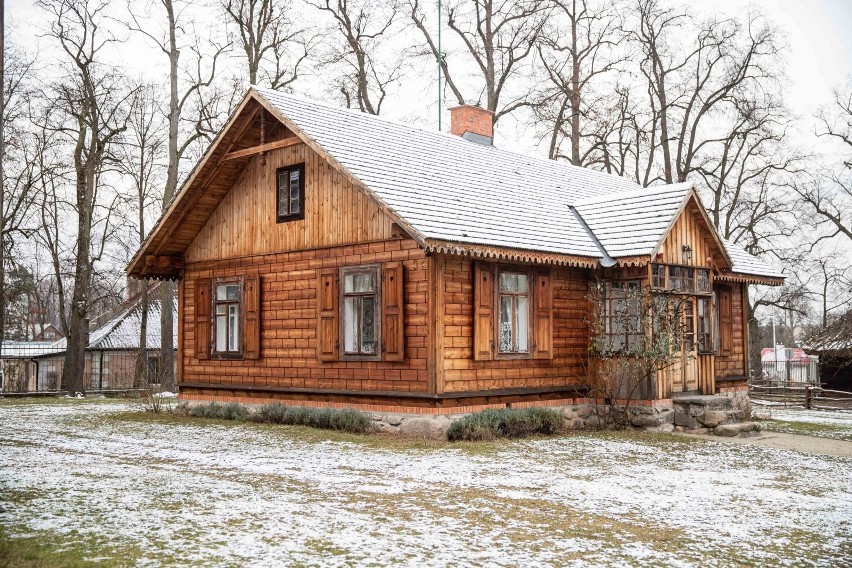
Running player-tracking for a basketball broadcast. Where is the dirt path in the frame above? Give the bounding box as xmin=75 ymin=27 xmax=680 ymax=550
xmin=678 ymin=431 xmax=852 ymax=458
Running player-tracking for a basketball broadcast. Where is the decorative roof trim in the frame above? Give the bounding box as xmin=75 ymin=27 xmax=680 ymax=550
xmin=617 ymin=256 xmax=649 ymax=267
xmin=715 ymin=272 xmax=784 ymax=286
xmin=424 ymin=240 xmax=598 ymax=268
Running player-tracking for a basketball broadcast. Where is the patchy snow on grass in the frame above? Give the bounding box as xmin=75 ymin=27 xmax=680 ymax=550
xmin=1 ymin=400 xmax=850 ymax=567
xmin=764 ymin=408 xmax=852 ymax=428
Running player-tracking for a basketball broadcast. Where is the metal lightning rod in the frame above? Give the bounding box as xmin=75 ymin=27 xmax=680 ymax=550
xmin=438 ymin=0 xmax=442 ymax=131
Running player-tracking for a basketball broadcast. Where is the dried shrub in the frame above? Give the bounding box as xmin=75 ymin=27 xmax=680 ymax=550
xmin=188 ymin=402 xmax=249 ymax=421
xmin=249 ymin=403 xmax=374 ymax=434
xmin=447 ymin=408 xmax=564 ymax=441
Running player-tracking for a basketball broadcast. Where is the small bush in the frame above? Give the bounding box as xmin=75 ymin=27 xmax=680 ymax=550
xmin=447 ymin=407 xmax=564 ymax=441
xmin=249 ymin=403 xmax=374 ymax=434
xmin=189 ymin=402 xmax=249 ymax=421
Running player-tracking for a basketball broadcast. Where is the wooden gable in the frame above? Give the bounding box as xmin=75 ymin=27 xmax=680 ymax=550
xmin=185 ymin=140 xmax=395 ymax=262
xmin=653 ymin=193 xmax=731 ymax=270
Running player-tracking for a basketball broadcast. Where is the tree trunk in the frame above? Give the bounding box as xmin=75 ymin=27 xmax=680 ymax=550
xmin=160 ymin=0 xmax=179 ymax=391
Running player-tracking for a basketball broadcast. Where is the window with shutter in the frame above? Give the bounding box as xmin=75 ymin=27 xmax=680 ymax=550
xmin=194 ymin=278 xmax=212 ymax=360
xmin=382 ymin=262 xmax=405 ymax=361
xmin=473 ymin=262 xmax=494 ymax=361
xmin=317 ymin=268 xmax=339 ymax=361
xmin=716 ymin=285 xmax=733 ymax=356
xmin=212 ymin=277 xmax=244 ymax=357
xmin=340 ymin=265 xmax=381 ymax=360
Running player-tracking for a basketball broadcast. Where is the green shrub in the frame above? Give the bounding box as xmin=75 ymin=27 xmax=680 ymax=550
xmin=249 ymin=403 xmax=374 ymax=434
xmin=188 ymin=402 xmax=249 ymax=421
xmin=447 ymin=407 xmax=564 ymax=441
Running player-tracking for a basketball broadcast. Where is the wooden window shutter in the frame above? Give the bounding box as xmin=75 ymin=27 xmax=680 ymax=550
xmin=194 ymin=278 xmax=211 ymax=360
xmin=244 ymin=272 xmax=261 ymax=359
xmin=317 ymin=268 xmax=339 ymax=361
xmin=532 ymin=269 xmax=554 ymax=360
xmin=473 ymin=262 xmax=494 ymax=361
xmin=382 ymin=261 xmax=405 ymax=361
xmin=719 ymin=286 xmax=733 ymax=356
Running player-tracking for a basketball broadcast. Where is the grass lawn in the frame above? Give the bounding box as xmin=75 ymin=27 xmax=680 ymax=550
xmin=1 ymin=398 xmax=850 ymax=566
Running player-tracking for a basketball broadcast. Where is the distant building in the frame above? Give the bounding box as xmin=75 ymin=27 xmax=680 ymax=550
xmin=0 ymin=284 xmax=176 ymax=393
xmin=760 ymin=345 xmax=819 ymax=385
xmin=32 ymin=323 xmax=64 ymax=342
xmin=804 ymin=311 xmax=852 ymax=391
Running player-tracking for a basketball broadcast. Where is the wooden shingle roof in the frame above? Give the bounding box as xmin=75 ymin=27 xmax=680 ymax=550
xmin=129 ymin=87 xmax=784 ymax=282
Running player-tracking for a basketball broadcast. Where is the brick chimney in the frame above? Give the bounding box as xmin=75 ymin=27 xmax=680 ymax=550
xmin=449 ymin=105 xmax=494 ymax=145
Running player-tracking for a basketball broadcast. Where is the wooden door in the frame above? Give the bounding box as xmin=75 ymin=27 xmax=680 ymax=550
xmin=682 ymin=299 xmax=699 ymax=391
xmin=670 ymin=298 xmax=698 ymax=394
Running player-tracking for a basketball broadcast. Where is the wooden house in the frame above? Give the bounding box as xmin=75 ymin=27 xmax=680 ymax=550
xmin=128 ymin=88 xmax=784 ymax=413
xmin=0 ymin=284 xmax=175 ymax=393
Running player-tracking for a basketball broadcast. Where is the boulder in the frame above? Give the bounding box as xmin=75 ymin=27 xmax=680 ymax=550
xmin=714 ymin=424 xmax=741 ymax=437
xmin=738 ymin=422 xmax=761 ymax=433
xmin=571 ymin=418 xmax=586 ymax=430
xmin=399 ymin=416 xmax=450 ymax=440
xmin=646 ymin=423 xmax=675 ymax=433
xmin=701 ymin=410 xmax=729 ymax=428
xmin=383 ymin=414 xmax=403 ymax=426
xmin=674 ymin=409 xmax=700 ymax=429
xmin=630 ymin=413 xmax=664 ymax=428
xmin=576 ymin=405 xmax=594 ymax=419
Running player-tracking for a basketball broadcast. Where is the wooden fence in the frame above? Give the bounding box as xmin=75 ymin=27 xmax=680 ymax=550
xmin=750 ymin=380 xmax=852 ymax=410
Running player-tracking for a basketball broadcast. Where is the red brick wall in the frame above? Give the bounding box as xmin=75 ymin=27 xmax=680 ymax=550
xmin=181 ymin=238 xmax=430 ymax=394
xmin=439 ymin=256 xmax=589 ymax=393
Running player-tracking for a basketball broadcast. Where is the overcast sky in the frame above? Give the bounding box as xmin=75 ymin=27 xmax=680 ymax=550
xmin=7 ymin=0 xmax=851 ymax=148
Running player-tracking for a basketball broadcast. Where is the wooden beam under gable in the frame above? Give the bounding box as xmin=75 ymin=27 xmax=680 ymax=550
xmin=222 ymin=136 xmax=303 ymax=161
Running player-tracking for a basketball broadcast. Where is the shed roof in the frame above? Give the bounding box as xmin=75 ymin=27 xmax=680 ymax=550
xmin=129 ymin=87 xmax=784 ymax=282
xmin=804 ymin=311 xmax=852 ymax=355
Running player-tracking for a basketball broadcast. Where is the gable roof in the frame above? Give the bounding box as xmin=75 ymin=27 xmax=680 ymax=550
xmin=129 ymin=87 xmax=784 ymax=282
xmin=803 ymin=310 xmax=852 ymax=355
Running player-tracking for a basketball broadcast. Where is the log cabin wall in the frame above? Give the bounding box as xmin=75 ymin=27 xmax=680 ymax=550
xmin=180 ymin=239 xmax=430 ymax=396
xmin=185 ymin=143 xmax=395 ymax=263
xmin=437 ymin=256 xmax=590 ymax=394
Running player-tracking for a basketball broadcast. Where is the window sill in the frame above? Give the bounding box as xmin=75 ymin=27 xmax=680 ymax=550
xmin=276 ymin=213 xmax=305 ymax=224
xmin=211 ymin=353 xmax=245 ymax=361
xmin=340 ymin=354 xmax=383 ymax=362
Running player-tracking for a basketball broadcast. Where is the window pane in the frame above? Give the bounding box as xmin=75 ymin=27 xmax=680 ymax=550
xmin=499 ymin=296 xmax=513 ymax=352
xmin=289 ymin=171 xmax=300 ymax=214
xmin=277 ymin=171 xmax=288 ymax=216
xmin=216 ymin=314 xmax=227 ymax=352
xmin=217 ymin=284 xmax=239 ymax=301
xmin=229 ymin=304 xmax=239 ymax=351
xmin=361 ymin=296 xmax=376 ymax=354
xmin=516 ymin=296 xmax=529 ymax=352
xmin=697 ymin=270 xmax=709 ymax=292
xmin=344 ymin=272 xmax=376 ymax=293
xmin=344 ymin=297 xmax=358 ymax=352
xmin=499 ymin=272 xmax=528 ymax=293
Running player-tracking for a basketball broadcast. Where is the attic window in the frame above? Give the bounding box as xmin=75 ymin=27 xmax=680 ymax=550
xmin=276 ymin=163 xmax=305 ymax=222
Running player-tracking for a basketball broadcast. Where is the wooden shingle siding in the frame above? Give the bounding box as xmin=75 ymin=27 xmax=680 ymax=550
xmin=715 ymin=282 xmax=747 ymax=378
xmin=181 ymin=239 xmax=430 ymax=394
xmin=439 ymin=256 xmax=588 ymax=393
xmin=185 ymin=143 xmax=395 ymax=263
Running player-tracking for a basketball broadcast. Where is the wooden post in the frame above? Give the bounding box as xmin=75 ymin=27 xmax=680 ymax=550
xmin=805 ymin=385 xmax=812 ymax=410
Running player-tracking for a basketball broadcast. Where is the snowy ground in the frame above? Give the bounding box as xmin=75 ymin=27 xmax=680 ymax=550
xmin=1 ymin=399 xmax=851 ymax=567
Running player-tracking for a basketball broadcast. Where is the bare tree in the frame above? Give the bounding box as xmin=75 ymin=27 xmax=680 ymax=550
xmin=533 ymin=0 xmax=625 ymax=164
xmin=310 ymin=0 xmax=401 ymax=114
xmin=792 ymin=84 xmax=852 ymax=244
xmin=120 ymin=85 xmax=166 ymax=387
xmin=39 ymin=0 xmax=136 ymax=395
xmin=222 ymin=0 xmax=311 ymax=89
xmin=408 ymin=0 xmax=549 ymax=123
xmin=127 ymin=0 xmax=231 ymax=391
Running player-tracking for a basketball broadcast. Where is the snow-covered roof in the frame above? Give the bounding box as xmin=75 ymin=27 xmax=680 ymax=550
xmin=804 ymin=311 xmax=852 ymax=355
xmin=721 ymin=238 xmax=785 ymax=279
xmin=87 ymin=288 xmax=177 ymax=351
xmin=0 ymin=340 xmax=65 ymax=359
xmin=573 ymin=183 xmax=693 ymax=258
xmin=130 ymin=87 xmax=784 ymax=281
xmin=256 ymin=87 xmax=637 ymax=259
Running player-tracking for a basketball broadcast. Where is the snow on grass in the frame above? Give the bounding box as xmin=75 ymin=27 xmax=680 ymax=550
xmin=1 ymin=399 xmax=851 ymax=566
xmin=762 ymin=408 xmax=852 ymax=428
